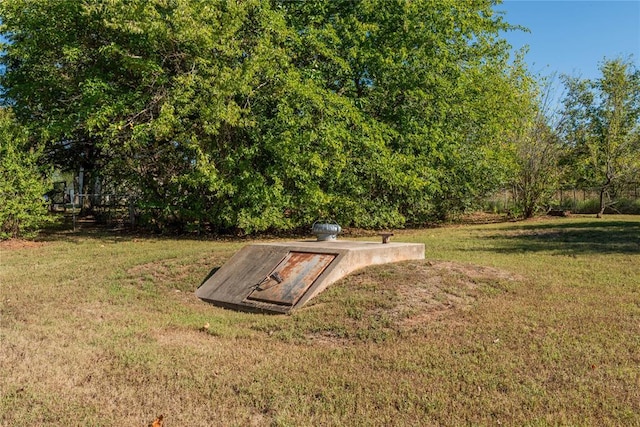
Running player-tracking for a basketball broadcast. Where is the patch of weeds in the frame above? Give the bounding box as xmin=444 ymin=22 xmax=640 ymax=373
xmin=480 ymin=279 xmax=515 ymax=295
xmin=0 ymin=386 xmax=104 ymax=426
xmin=271 ymin=328 xmax=308 ymax=344
xmin=354 ymin=315 xmax=394 ymax=343
xmin=344 ymin=295 xmax=369 ymax=320
xmin=106 ymin=282 xmax=137 ymax=303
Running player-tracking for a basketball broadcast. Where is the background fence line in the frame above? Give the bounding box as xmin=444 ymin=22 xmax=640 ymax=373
xmin=486 ymin=183 xmax=640 ymax=215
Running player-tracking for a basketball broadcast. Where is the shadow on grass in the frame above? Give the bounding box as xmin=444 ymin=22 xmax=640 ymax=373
xmin=485 ymin=219 xmax=640 ymax=255
xmin=33 ymin=216 xmax=310 ymax=245
xmin=198 ymin=267 xmax=220 ymax=288
xmin=34 ymin=222 xmax=242 ymax=245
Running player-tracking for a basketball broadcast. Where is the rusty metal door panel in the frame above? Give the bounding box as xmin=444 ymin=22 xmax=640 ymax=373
xmin=246 ymin=252 xmax=336 ymax=306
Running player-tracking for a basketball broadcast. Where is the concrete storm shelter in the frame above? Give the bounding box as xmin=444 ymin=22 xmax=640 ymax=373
xmin=196 ymin=238 xmax=425 ymax=314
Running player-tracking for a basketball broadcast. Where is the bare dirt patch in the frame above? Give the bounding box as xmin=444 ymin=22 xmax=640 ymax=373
xmin=303 ymin=259 xmax=525 ymax=346
xmin=0 ymin=239 xmax=47 ymax=251
xmin=390 ymin=260 xmax=523 ymax=327
xmin=339 ymin=260 xmax=522 ymax=329
xmin=427 ymin=260 xmax=524 ymax=282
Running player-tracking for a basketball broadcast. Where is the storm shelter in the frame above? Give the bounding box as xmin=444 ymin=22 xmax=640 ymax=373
xmin=196 ymin=240 xmax=425 ymax=314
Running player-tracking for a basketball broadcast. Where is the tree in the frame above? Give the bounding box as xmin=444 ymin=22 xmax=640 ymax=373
xmin=1 ymin=0 xmax=535 ymax=232
xmin=512 ymin=74 xmax=565 ymax=218
xmin=284 ymin=0 xmax=534 ymax=221
xmin=0 ymin=108 xmax=52 ymax=239
xmin=561 ymin=57 xmax=640 ymax=217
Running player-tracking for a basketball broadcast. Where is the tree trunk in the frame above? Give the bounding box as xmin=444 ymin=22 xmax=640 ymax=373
xmin=597 ymin=174 xmax=613 ymax=218
xmin=597 ymin=187 xmax=606 ymax=218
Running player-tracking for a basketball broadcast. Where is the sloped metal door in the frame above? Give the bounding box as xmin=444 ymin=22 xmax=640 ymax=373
xmin=246 ymin=252 xmax=336 ymax=306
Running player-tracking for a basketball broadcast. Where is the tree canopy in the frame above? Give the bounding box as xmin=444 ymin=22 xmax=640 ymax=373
xmin=0 ymin=0 xmax=535 ymax=233
xmin=561 ymin=57 xmax=640 ymax=216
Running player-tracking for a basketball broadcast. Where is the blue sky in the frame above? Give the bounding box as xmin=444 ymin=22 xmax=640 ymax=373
xmin=495 ymin=0 xmax=640 ymax=80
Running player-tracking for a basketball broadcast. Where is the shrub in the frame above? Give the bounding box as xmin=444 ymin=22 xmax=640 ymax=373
xmin=0 ymin=109 xmax=52 ymax=239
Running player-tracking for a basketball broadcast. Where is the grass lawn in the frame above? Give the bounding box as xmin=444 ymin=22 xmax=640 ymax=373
xmin=1 ymin=215 xmax=639 ymax=426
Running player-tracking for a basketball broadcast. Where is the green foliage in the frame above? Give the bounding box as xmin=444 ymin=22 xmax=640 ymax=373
xmin=561 ymin=57 xmax=640 ymax=216
xmin=0 ymin=0 xmax=535 ymax=233
xmin=511 ymin=75 xmax=566 ymax=218
xmin=0 ymin=109 xmax=52 ymax=239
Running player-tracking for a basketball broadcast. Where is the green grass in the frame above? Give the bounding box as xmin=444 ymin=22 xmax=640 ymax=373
xmin=1 ymin=216 xmax=639 ymax=426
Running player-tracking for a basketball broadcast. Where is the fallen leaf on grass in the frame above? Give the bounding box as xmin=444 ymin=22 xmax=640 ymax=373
xmin=149 ymin=414 xmax=163 ymax=427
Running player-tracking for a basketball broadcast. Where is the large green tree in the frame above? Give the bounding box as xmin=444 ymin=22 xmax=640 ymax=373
xmin=561 ymin=57 xmax=640 ymax=217
xmin=1 ymin=0 xmax=533 ymax=232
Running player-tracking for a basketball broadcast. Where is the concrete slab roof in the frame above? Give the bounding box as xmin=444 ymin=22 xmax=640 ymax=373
xmin=196 ymin=239 xmax=425 ymax=314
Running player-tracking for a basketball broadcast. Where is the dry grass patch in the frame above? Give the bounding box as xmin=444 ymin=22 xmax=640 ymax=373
xmin=298 ymin=259 xmax=523 ymax=347
xmin=126 ymin=254 xmax=225 ymax=293
xmin=323 ymin=260 xmax=520 ymax=329
xmin=392 ymin=260 xmax=524 ymax=327
xmin=0 ymin=239 xmax=47 ymax=250
xmin=1 ymin=216 xmax=639 ymax=426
